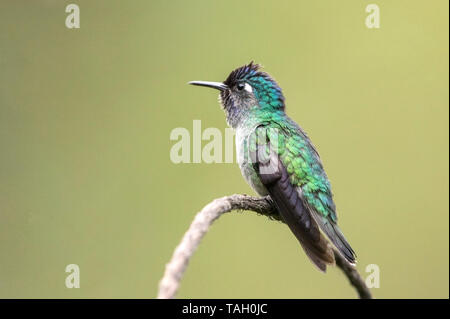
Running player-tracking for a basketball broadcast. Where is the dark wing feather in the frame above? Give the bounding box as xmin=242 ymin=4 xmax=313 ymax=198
xmin=250 ymin=125 xmax=335 ymax=272
xmin=307 ymin=208 xmax=356 ymax=264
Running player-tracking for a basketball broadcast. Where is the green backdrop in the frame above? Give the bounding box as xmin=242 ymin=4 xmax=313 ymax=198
xmin=0 ymin=0 xmax=448 ymax=298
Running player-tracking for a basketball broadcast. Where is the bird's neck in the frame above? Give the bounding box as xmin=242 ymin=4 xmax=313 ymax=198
xmin=225 ymin=105 xmax=248 ymax=129
xmin=232 ymin=107 xmax=286 ymax=132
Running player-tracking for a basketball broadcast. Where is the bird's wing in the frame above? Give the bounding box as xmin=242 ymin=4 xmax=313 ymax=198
xmin=248 ymin=124 xmax=335 ymax=271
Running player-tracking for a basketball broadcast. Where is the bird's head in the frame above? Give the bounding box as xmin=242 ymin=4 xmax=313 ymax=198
xmin=189 ymin=62 xmax=285 ymax=127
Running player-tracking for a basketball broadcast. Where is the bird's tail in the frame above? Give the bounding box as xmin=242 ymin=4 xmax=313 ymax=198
xmin=297 ymin=227 xmax=335 ymax=272
xmin=310 ymin=213 xmax=357 ymax=265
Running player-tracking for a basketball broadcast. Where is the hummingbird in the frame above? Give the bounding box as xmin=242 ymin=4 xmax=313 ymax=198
xmin=189 ymin=62 xmax=356 ymax=272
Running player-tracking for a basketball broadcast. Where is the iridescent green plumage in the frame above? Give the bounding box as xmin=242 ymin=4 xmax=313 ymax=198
xmin=248 ymin=110 xmax=338 ymax=222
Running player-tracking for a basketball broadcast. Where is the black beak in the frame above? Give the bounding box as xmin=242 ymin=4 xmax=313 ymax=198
xmin=188 ymin=81 xmax=228 ymax=91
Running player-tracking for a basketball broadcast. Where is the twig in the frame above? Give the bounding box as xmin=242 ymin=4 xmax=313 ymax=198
xmin=157 ymin=194 xmax=372 ymax=299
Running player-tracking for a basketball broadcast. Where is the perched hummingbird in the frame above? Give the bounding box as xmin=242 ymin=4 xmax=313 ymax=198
xmin=189 ymin=62 xmax=355 ymax=271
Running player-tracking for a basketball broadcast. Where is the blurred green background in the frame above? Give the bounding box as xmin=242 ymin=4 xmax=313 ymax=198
xmin=0 ymin=0 xmax=448 ymax=298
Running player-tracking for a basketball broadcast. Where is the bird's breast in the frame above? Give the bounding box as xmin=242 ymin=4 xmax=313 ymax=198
xmin=235 ymin=128 xmax=269 ymax=196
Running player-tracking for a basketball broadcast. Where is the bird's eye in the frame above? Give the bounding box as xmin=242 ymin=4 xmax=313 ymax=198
xmin=236 ymin=82 xmax=253 ymax=93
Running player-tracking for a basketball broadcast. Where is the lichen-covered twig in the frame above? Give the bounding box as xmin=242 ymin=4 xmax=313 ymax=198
xmin=157 ymin=194 xmax=372 ymax=299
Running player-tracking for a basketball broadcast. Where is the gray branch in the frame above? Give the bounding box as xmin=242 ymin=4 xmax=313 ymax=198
xmin=157 ymin=194 xmax=372 ymax=299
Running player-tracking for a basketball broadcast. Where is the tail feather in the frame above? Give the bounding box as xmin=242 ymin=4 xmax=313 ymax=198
xmin=310 ymin=212 xmax=356 ymax=264
xmin=298 ymin=231 xmax=335 ymax=272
